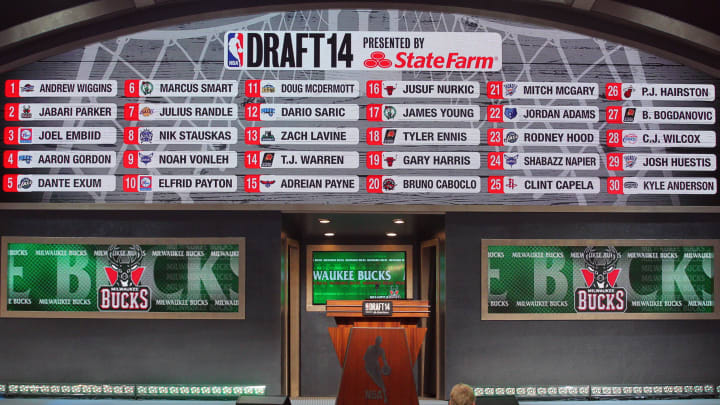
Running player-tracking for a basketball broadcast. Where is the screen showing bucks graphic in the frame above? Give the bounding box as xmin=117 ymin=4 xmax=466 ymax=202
xmin=311 ymin=250 xmax=407 ymax=305
xmin=1 ymin=237 xmax=245 ymax=319
xmin=482 ymin=240 xmax=719 ymax=320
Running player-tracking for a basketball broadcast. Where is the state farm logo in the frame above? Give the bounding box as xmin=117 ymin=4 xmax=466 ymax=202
xmin=98 ymin=245 xmax=151 ymax=311
xmin=574 ymin=246 xmax=626 ymax=312
xmin=226 ymin=33 xmax=244 ymax=68
xmin=364 ymin=51 xmax=392 ymax=68
xmin=365 ymin=50 xmax=496 ymax=70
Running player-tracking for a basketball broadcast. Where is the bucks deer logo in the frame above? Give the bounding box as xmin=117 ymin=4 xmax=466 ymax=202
xmin=98 ymin=245 xmax=151 ymax=311
xmin=575 ymin=246 xmax=626 ymax=312
xmin=581 ymin=246 xmax=621 ymax=289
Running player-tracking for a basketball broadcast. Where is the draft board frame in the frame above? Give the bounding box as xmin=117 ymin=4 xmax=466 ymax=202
xmin=481 ymin=239 xmax=720 ymax=320
xmin=0 ymin=236 xmax=246 ymax=319
xmin=305 ymin=244 xmax=413 ymax=312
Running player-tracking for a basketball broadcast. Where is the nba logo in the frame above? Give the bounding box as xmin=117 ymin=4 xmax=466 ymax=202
xmin=226 ymin=32 xmax=244 ymax=68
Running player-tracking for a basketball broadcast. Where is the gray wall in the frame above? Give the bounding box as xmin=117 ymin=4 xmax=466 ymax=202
xmin=0 ymin=210 xmax=283 ymax=393
xmin=445 ymin=212 xmax=720 ymax=394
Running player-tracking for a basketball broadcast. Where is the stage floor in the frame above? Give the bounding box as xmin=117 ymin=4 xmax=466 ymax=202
xmin=0 ymin=398 xmax=719 ymax=404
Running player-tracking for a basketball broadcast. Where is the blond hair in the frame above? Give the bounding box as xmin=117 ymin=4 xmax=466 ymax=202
xmin=450 ymin=383 xmax=475 ymax=405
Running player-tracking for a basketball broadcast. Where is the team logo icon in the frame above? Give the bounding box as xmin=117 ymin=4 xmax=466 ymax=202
xmin=383 ymin=129 xmax=397 ymax=144
xmin=623 ymin=85 xmax=633 ymax=99
xmin=575 ymin=246 xmax=626 ymax=312
xmin=98 ymin=245 xmax=151 ymax=311
xmin=261 ymin=131 xmax=275 ymax=142
xmin=226 ymin=32 xmax=244 ymax=68
xmin=504 ymin=131 xmax=518 ymax=144
xmin=260 ymin=180 xmax=275 ymax=188
xmin=139 ymin=152 xmax=153 ymax=165
xmin=384 ymin=156 xmax=397 ymax=167
xmin=624 ymin=181 xmax=638 ymax=189
xmin=503 ymin=83 xmax=518 ymax=97
xmin=262 ymin=84 xmax=275 ymax=93
xmin=139 ymin=128 xmax=153 ymax=144
xmin=21 ymin=84 xmax=34 ymax=93
xmin=505 ymin=154 xmax=518 ymax=168
xmin=383 ymin=106 xmax=397 ymax=120
xmin=505 ymin=178 xmax=518 ymax=189
xmin=21 ymin=105 xmax=32 ymax=119
xmin=624 ymin=154 xmax=637 ymax=168
xmin=384 ymin=85 xmax=397 ymax=96
xmin=261 ymin=152 xmax=275 ymax=167
xmin=261 ymin=107 xmax=275 ymax=117
xmin=622 ymin=133 xmax=638 ymax=144
xmin=364 ymin=51 xmax=392 ymax=68
xmin=504 ymin=107 xmax=517 ymax=120
xmin=382 ymin=178 xmax=396 ymax=191
xmin=140 ymin=107 xmax=153 ymax=117
xmin=139 ymin=176 xmax=152 ymax=191
xmin=19 ymin=128 xmax=32 ymax=143
xmin=140 ymin=81 xmax=153 ymax=95
xmin=18 ymin=155 xmax=32 ymax=165
xmin=623 ymin=108 xmax=636 ymax=123
xmin=18 ymin=177 xmax=32 ymax=189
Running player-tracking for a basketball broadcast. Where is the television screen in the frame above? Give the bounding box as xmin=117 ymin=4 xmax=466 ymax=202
xmin=311 ymin=250 xmax=407 ymax=305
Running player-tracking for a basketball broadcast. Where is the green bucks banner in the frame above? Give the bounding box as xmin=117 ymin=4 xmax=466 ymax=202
xmin=1 ymin=237 xmax=245 ymax=319
xmin=482 ymin=240 xmax=719 ymax=320
xmin=310 ymin=249 xmax=409 ymax=306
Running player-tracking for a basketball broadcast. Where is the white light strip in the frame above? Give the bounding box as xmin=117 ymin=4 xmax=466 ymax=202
xmin=474 ymin=385 xmax=589 ymax=398
xmin=6 ymin=384 xmax=134 ymax=396
xmin=3 ymin=383 xmax=265 ymax=398
xmin=475 ymin=384 xmax=716 ymax=398
xmin=591 ymin=384 xmax=715 ymax=396
xmin=135 ymin=384 xmax=266 ymax=397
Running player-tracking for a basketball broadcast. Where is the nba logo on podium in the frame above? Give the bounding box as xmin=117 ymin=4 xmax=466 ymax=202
xmin=226 ymin=33 xmax=244 ymax=68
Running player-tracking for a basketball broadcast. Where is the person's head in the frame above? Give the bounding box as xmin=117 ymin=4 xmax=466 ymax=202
xmin=449 ymin=383 xmax=475 ymax=405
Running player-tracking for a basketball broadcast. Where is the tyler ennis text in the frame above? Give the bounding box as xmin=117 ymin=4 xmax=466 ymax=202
xmin=402 ymin=130 xmax=468 ymax=142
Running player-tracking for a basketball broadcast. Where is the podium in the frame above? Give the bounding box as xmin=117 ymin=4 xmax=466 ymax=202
xmin=327 ymin=300 xmax=429 ymax=405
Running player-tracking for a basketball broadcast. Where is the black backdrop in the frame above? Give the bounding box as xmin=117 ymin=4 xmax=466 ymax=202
xmin=1 ymin=210 xmax=719 ymax=396
xmin=0 ymin=210 xmax=283 ymax=393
